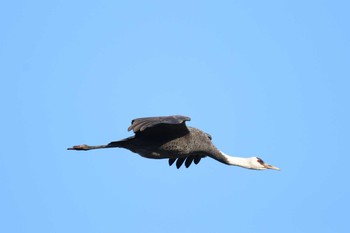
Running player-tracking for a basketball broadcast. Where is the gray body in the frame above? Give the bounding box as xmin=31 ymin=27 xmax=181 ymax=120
xmin=115 ymin=127 xmax=213 ymax=159
xmin=107 ymin=116 xmax=227 ymax=168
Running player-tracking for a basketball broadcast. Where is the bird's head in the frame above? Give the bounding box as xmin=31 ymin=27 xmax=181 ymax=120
xmin=249 ymin=157 xmax=280 ymax=170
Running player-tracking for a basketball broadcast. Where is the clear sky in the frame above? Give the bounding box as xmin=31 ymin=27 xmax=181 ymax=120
xmin=1 ymin=1 xmax=349 ymax=232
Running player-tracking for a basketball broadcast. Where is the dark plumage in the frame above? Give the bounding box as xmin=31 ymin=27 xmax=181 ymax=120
xmin=108 ymin=115 xmax=218 ymax=168
xmin=68 ymin=115 xmax=280 ymax=171
xmin=68 ymin=115 xmax=224 ymax=168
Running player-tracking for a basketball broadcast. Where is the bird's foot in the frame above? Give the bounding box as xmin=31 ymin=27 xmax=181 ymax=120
xmin=67 ymin=144 xmax=90 ymax=151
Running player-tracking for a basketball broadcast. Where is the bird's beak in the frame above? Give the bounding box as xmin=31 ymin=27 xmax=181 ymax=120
xmin=264 ymin=163 xmax=280 ymax=171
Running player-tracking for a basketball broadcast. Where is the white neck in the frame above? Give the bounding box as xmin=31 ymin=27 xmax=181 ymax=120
xmin=220 ymin=151 xmax=253 ymax=169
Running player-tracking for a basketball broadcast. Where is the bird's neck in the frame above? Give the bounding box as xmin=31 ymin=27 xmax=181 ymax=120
xmin=220 ymin=151 xmax=253 ymax=169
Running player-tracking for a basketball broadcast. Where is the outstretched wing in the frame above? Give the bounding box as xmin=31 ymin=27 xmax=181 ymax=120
xmin=128 ymin=115 xmax=191 ymax=139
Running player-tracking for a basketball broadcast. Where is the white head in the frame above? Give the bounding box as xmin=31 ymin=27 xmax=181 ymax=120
xmin=221 ymin=151 xmax=280 ymax=170
xmin=247 ymin=157 xmax=280 ymax=170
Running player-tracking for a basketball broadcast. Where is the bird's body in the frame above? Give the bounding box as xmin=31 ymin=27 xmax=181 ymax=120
xmin=68 ymin=115 xmax=279 ymax=170
xmin=110 ymin=126 xmax=217 ymax=168
xmin=114 ymin=126 xmax=211 ymax=159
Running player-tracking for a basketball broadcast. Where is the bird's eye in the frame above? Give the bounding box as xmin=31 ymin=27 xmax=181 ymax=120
xmin=257 ymin=157 xmax=264 ymax=164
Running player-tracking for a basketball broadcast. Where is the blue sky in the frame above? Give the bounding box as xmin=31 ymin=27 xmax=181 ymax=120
xmin=1 ymin=0 xmax=349 ymax=232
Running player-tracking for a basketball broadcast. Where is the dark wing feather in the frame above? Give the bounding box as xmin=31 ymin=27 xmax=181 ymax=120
xmin=128 ymin=115 xmax=191 ymax=132
xmin=168 ymin=158 xmax=176 ymax=166
xmin=185 ymin=156 xmax=194 ymax=168
xmin=194 ymin=156 xmax=202 ymax=165
xmin=168 ymin=155 xmax=205 ymax=169
xmin=176 ymin=157 xmax=186 ymax=169
xmin=128 ymin=115 xmax=191 ymax=139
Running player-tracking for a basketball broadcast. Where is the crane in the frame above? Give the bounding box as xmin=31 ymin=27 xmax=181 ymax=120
xmin=68 ymin=115 xmax=279 ymax=170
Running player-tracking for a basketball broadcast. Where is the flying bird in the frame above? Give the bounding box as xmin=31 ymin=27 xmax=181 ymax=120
xmin=68 ymin=115 xmax=279 ymax=170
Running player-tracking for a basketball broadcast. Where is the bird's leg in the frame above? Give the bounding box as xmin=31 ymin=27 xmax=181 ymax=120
xmin=67 ymin=144 xmax=108 ymax=151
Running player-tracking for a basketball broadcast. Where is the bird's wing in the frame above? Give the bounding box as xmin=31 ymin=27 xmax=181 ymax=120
xmin=168 ymin=155 xmax=206 ymax=169
xmin=128 ymin=115 xmax=191 ymax=136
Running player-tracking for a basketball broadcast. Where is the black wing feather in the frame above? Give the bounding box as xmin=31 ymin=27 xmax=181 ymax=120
xmin=185 ymin=156 xmax=194 ymax=168
xmin=194 ymin=156 xmax=202 ymax=165
xmin=128 ymin=115 xmax=191 ymax=132
xmin=128 ymin=115 xmax=191 ymax=140
xmin=176 ymin=157 xmax=186 ymax=169
xmin=168 ymin=155 xmax=204 ymax=169
xmin=168 ymin=158 xmax=176 ymax=166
